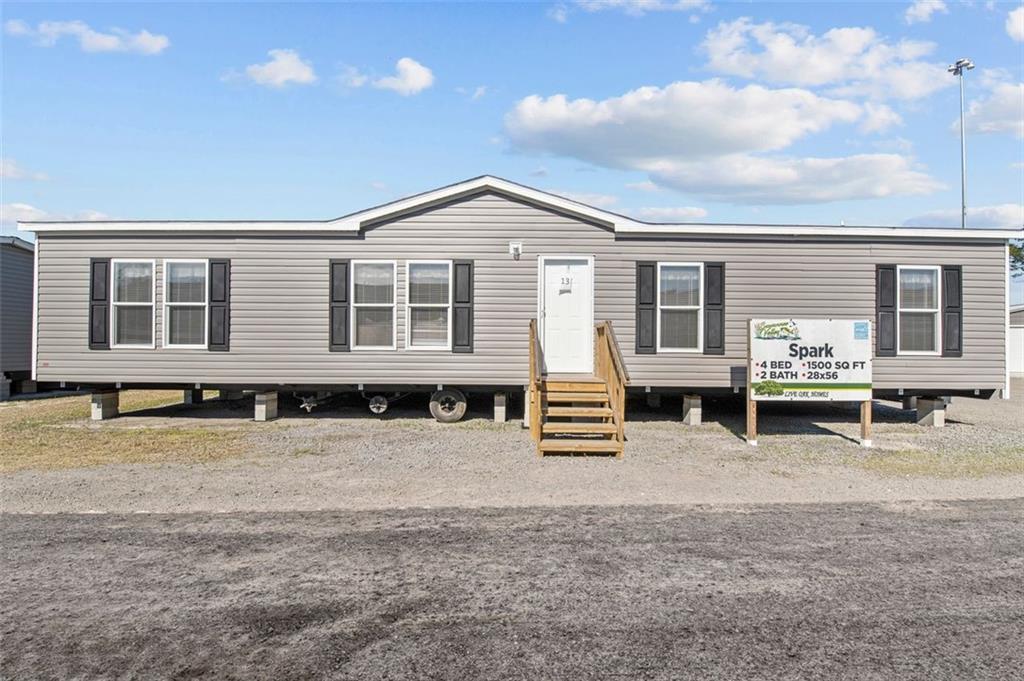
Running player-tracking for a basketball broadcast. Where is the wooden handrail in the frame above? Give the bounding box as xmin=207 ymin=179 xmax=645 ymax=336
xmin=597 ymin=321 xmax=630 ymax=385
xmin=594 ymin=321 xmax=628 ymax=454
xmin=528 ymin=319 xmax=543 ymax=444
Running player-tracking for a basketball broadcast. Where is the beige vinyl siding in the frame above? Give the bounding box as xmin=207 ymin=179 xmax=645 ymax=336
xmin=1 ymin=243 xmax=35 ymax=374
xmin=34 ymin=193 xmax=1007 ymax=390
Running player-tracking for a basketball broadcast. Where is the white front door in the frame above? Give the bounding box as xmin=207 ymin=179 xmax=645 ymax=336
xmin=540 ymin=257 xmax=593 ymax=373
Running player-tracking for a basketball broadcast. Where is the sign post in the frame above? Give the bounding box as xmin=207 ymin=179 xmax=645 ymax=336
xmin=747 ymin=319 xmax=874 ymax=447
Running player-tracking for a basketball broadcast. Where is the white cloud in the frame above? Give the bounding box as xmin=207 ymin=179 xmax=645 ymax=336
xmin=1 ymin=203 xmax=109 ymax=228
xmin=701 ymin=18 xmax=951 ymax=101
xmin=505 ymin=79 xmax=861 ymax=167
xmin=548 ymin=3 xmax=570 ymax=22
xmin=456 ymin=85 xmax=488 ymax=100
xmin=244 ymin=49 xmax=317 ymax=88
xmin=627 ymin=180 xmax=661 ymax=192
xmin=903 ymin=203 xmax=1023 ymax=228
xmin=549 ymin=189 xmax=619 ymax=207
xmin=905 ymin=0 xmax=948 ymax=24
xmin=958 ymin=82 xmax=1024 ymax=139
xmin=646 ymin=153 xmax=943 ymax=204
xmin=4 ymin=19 xmax=169 ymax=55
xmin=635 ymin=206 xmax=708 ymax=220
xmin=1008 ymin=6 xmax=1024 ymax=41
xmin=4 ymin=19 xmax=30 ymax=36
xmin=576 ymin=0 xmax=711 ymax=16
xmin=860 ymin=102 xmax=903 ymax=133
xmin=504 ymin=78 xmax=941 ymax=204
xmin=372 ymin=57 xmax=434 ymax=96
xmin=339 ymin=65 xmax=368 ymax=88
xmin=369 ymin=181 xmax=387 ymax=191
xmin=0 ymin=158 xmax=48 ymax=181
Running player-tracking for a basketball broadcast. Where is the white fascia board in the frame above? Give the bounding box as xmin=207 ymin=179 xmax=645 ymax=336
xmin=15 ymin=174 xmax=1024 ymax=241
xmin=329 ymin=175 xmax=625 ymax=231
xmin=616 ymin=222 xmax=1023 ymax=240
xmin=20 ymin=220 xmax=351 ymax=233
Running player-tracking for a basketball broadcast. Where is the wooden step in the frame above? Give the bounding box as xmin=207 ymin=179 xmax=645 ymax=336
xmin=542 ymin=381 xmax=608 ymax=393
xmin=545 ymin=391 xmax=609 ymax=403
xmin=539 ymin=438 xmax=623 ymax=453
xmin=542 ymin=422 xmax=617 ymax=435
xmin=545 ymin=405 xmax=613 ymax=418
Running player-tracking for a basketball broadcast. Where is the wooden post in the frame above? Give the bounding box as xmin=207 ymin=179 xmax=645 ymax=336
xmin=746 ymin=319 xmax=757 ymax=446
xmin=746 ymin=398 xmax=757 ymax=446
xmin=860 ymin=400 xmax=872 ymax=447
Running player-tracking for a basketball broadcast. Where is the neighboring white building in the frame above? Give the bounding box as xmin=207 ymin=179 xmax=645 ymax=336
xmin=1010 ymin=303 xmax=1024 ymax=377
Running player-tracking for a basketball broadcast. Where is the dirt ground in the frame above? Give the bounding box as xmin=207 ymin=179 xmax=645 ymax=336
xmin=1 ymin=381 xmax=1021 ymax=513
xmin=3 ymin=500 xmax=1022 ymax=680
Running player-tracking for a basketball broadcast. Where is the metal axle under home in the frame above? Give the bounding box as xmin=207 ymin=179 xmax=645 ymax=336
xmin=19 ymin=176 xmax=1021 ymax=456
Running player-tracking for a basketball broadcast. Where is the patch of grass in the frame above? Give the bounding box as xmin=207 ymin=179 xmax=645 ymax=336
xmin=850 ymin=448 xmax=1024 ymax=478
xmin=0 ymin=391 xmax=245 ymax=473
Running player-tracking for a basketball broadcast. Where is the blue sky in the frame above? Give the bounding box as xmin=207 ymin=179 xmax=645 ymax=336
xmin=2 ymin=1 xmax=1022 ymax=299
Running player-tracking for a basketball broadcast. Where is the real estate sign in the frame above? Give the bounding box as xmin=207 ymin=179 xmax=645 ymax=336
xmin=748 ymin=319 xmax=872 ymax=402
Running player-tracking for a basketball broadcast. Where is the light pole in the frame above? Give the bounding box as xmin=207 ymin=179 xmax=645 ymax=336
xmin=948 ymin=57 xmax=974 ymax=229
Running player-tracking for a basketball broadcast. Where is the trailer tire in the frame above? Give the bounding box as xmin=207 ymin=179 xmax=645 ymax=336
xmin=429 ymin=389 xmax=467 ymax=423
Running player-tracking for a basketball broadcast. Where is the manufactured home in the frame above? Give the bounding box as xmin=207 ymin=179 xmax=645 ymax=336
xmin=19 ymin=176 xmax=1021 ymax=454
xmin=1 ymin=236 xmax=35 ymax=400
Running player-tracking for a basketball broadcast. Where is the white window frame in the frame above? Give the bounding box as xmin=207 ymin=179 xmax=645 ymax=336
xmin=405 ymin=260 xmax=453 ymax=351
xmin=656 ymin=261 xmax=704 ymax=353
xmin=110 ymin=258 xmax=156 ymax=349
xmin=351 ymin=259 xmax=398 ymax=350
xmin=896 ymin=264 xmax=942 ymax=356
xmin=162 ymin=259 xmax=209 ymax=349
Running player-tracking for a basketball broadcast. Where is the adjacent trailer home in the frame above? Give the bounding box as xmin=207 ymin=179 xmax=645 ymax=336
xmin=1 ymin=236 xmax=35 ymax=400
xmin=19 ymin=176 xmax=1021 ymax=455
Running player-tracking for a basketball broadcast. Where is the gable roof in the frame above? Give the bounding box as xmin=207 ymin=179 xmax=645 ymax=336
xmin=18 ymin=174 xmax=1024 ymax=240
xmin=1 ymin=235 xmax=35 ymax=252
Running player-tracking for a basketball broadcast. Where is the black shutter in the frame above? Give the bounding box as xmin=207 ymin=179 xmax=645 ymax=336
xmin=208 ymin=259 xmax=230 ymax=351
xmin=704 ymin=262 xmax=725 ymax=355
xmin=89 ymin=258 xmax=110 ymax=350
xmin=329 ymin=259 xmax=350 ymax=352
xmin=942 ymin=265 xmax=963 ymax=357
xmin=452 ymin=259 xmax=474 ymax=353
xmin=636 ymin=261 xmax=656 ymax=354
xmin=876 ymin=264 xmax=897 ymax=357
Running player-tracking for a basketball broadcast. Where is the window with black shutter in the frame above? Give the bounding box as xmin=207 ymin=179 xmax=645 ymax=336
xmin=704 ymin=262 xmax=725 ymax=355
xmin=208 ymin=259 xmax=231 ymax=351
xmin=942 ymin=265 xmax=963 ymax=357
xmin=89 ymin=258 xmax=110 ymax=350
xmin=876 ymin=264 xmax=897 ymax=357
xmin=329 ymin=259 xmax=350 ymax=352
xmin=635 ymin=261 xmax=656 ymax=354
xmin=452 ymin=259 xmax=474 ymax=353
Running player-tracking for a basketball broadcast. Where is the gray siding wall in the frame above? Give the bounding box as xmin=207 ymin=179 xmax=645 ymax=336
xmin=35 ymin=193 xmax=1007 ymax=389
xmin=1 ymin=244 xmax=35 ymax=375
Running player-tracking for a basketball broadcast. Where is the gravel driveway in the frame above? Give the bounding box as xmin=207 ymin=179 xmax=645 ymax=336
xmin=3 ymin=500 xmax=1022 ymax=680
xmin=2 ymin=381 xmax=1022 ymax=513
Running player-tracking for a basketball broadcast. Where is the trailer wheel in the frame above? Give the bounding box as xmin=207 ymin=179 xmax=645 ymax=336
xmin=429 ymin=389 xmax=467 ymax=423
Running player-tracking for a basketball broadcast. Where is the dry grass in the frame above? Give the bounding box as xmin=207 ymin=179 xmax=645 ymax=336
xmin=850 ymin=448 xmax=1024 ymax=479
xmin=0 ymin=391 xmax=246 ymax=473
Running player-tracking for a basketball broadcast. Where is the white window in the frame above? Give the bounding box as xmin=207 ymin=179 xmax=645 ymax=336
xmin=164 ymin=260 xmax=208 ymax=348
xmin=111 ymin=260 xmax=155 ymax=348
xmin=351 ymin=261 xmax=397 ymax=349
xmin=406 ymin=261 xmax=452 ymax=349
xmin=898 ymin=265 xmax=941 ymax=354
xmin=657 ymin=262 xmax=703 ymax=352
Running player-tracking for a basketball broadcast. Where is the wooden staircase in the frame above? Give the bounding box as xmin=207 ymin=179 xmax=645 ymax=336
xmin=529 ymin=321 xmax=629 ymax=457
